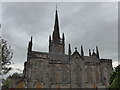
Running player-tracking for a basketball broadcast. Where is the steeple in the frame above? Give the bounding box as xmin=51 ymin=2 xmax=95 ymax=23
xmin=28 ymin=36 xmax=33 ymax=52
xmin=96 ymin=46 xmax=100 ymax=59
xmin=89 ymin=49 xmax=91 ymax=56
xmin=81 ymin=45 xmax=84 ymax=56
xmin=52 ymin=8 xmax=60 ymax=43
xmin=49 ymin=6 xmax=65 ymax=54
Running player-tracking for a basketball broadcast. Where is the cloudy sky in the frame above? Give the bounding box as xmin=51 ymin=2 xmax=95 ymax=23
xmin=2 ymin=2 xmax=118 ymax=74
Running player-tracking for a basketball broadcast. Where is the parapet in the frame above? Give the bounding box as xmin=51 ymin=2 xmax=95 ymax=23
xmin=100 ymin=58 xmax=112 ymax=63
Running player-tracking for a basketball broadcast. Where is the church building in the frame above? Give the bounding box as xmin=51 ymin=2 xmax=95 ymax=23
xmin=9 ymin=8 xmax=113 ymax=88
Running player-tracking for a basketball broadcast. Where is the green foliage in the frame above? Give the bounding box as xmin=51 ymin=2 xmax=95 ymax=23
xmin=0 ymin=38 xmax=13 ymax=75
xmin=109 ymin=72 xmax=117 ymax=85
xmin=110 ymin=71 xmax=120 ymax=88
xmin=115 ymin=65 xmax=120 ymax=72
xmin=2 ymin=72 xmax=21 ymax=88
xmin=109 ymin=64 xmax=120 ymax=89
xmin=9 ymin=72 xmax=21 ymax=78
xmin=2 ymin=78 xmax=10 ymax=88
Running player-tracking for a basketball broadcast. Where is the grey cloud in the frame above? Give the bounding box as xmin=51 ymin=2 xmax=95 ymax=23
xmin=2 ymin=2 xmax=118 ymax=73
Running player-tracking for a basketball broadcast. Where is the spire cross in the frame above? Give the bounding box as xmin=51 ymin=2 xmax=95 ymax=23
xmin=56 ymin=4 xmax=57 ymax=10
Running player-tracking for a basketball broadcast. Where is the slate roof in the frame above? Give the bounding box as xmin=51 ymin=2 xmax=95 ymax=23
xmin=29 ymin=51 xmax=69 ymax=61
xmin=28 ymin=51 xmax=49 ymax=58
xmin=29 ymin=51 xmax=100 ymax=63
xmin=49 ymin=53 xmax=69 ymax=61
xmin=83 ymin=56 xmax=100 ymax=63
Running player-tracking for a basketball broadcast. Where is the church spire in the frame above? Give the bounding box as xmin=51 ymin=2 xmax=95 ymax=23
xmin=52 ymin=7 xmax=60 ymax=43
xmin=49 ymin=6 xmax=65 ymax=54
xmin=81 ymin=45 xmax=84 ymax=56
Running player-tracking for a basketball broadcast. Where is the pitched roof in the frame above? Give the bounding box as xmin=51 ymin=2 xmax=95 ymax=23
xmin=29 ymin=51 xmax=100 ymax=63
xmin=49 ymin=53 xmax=69 ymax=61
xmin=28 ymin=51 xmax=49 ymax=59
xmin=83 ymin=56 xmax=100 ymax=63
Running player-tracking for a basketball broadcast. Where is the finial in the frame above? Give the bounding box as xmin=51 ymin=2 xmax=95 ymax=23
xmin=96 ymin=46 xmax=98 ymax=49
xmin=81 ymin=45 xmax=84 ymax=56
xmin=75 ymin=47 xmax=77 ymax=51
xmin=68 ymin=44 xmax=71 ymax=54
xmin=89 ymin=49 xmax=91 ymax=56
xmin=30 ymin=36 xmax=32 ymax=43
xmin=62 ymin=33 xmax=65 ymax=39
xmin=56 ymin=4 xmax=57 ymax=10
xmin=28 ymin=36 xmax=33 ymax=52
xmin=96 ymin=46 xmax=100 ymax=59
xmin=49 ymin=35 xmax=51 ymax=40
xmin=68 ymin=44 xmax=71 ymax=60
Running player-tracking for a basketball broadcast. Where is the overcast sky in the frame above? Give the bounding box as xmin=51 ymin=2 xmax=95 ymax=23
xmin=2 ymin=2 xmax=118 ymax=74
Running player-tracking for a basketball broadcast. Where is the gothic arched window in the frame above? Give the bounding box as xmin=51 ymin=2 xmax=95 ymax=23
xmin=62 ymin=65 xmax=69 ymax=83
xmin=86 ymin=66 xmax=93 ymax=83
xmin=95 ymin=68 xmax=101 ymax=83
xmin=51 ymin=65 xmax=56 ymax=83
xmin=74 ymin=66 xmax=82 ymax=84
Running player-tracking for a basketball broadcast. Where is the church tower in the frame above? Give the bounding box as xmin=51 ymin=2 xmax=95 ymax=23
xmin=49 ymin=8 xmax=65 ymax=54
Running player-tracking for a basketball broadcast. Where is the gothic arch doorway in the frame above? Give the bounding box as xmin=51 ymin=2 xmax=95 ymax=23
xmin=17 ymin=81 xmax=25 ymax=88
xmin=34 ymin=81 xmax=44 ymax=88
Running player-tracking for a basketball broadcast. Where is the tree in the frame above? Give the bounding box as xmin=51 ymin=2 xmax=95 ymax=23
xmin=2 ymin=72 xmax=21 ymax=88
xmin=9 ymin=72 xmax=21 ymax=78
xmin=109 ymin=64 xmax=120 ymax=88
xmin=2 ymin=78 xmax=10 ymax=88
xmin=0 ymin=37 xmax=13 ymax=75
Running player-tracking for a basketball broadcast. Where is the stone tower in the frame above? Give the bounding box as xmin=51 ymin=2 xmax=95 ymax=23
xmin=49 ymin=9 xmax=65 ymax=54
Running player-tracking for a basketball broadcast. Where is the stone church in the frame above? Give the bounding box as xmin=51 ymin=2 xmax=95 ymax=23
xmin=9 ymin=8 xmax=113 ymax=88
